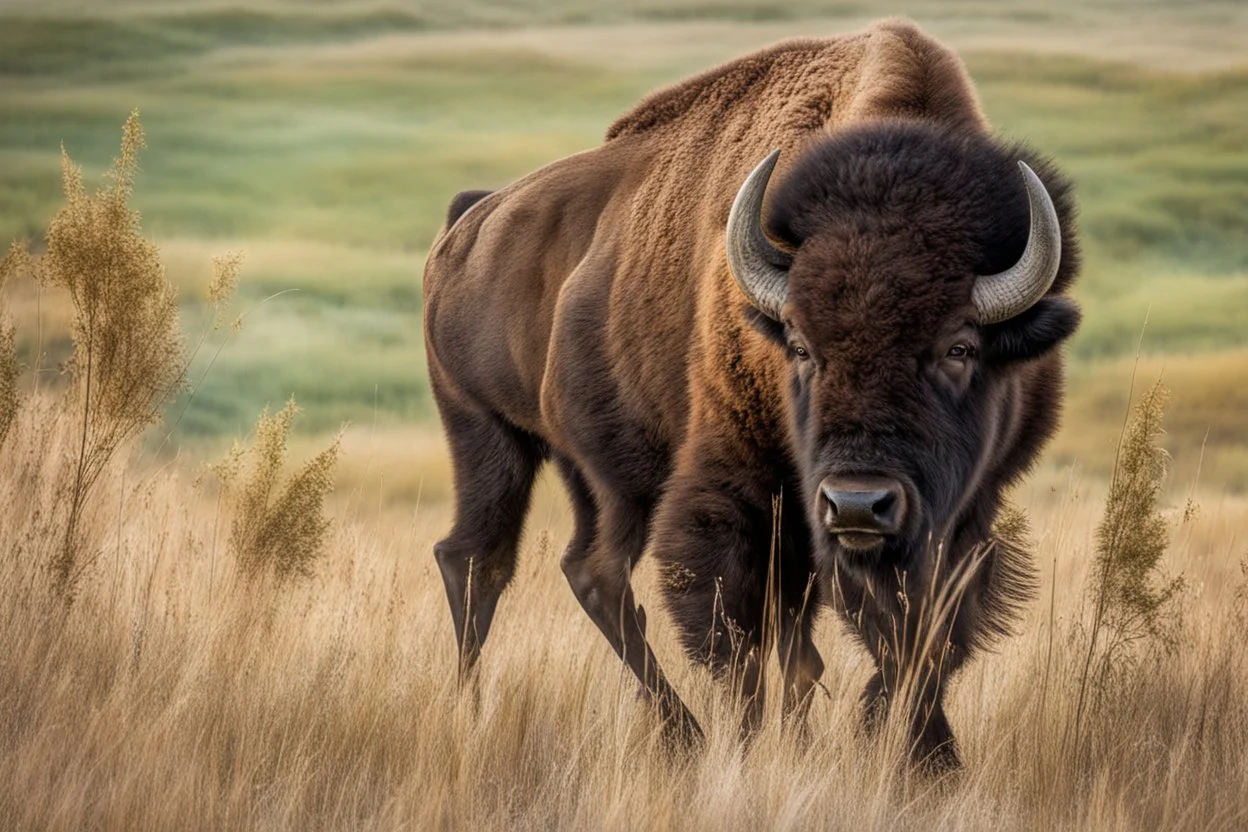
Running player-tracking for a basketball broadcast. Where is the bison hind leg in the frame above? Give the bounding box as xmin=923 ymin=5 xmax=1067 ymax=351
xmin=434 ymin=404 xmax=544 ymax=682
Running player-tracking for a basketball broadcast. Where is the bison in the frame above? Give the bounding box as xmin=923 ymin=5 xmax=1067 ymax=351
xmin=422 ymin=18 xmax=1080 ymax=768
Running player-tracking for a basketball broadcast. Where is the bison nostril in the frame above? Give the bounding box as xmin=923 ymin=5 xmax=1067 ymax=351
xmin=872 ymin=492 xmax=894 ymax=517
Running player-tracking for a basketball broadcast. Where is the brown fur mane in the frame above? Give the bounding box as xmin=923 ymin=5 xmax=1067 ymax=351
xmin=605 ymin=18 xmax=987 ymax=143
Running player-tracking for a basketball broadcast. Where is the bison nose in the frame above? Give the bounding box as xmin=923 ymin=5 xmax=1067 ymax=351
xmin=819 ymin=476 xmax=907 ymax=536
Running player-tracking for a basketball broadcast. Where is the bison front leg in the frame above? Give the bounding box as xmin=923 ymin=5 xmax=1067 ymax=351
xmin=777 ymin=576 xmax=825 ymax=731
xmin=860 ymin=659 xmax=960 ymax=772
xmin=839 ymin=576 xmax=965 ymax=772
xmin=652 ymin=477 xmax=781 ymax=740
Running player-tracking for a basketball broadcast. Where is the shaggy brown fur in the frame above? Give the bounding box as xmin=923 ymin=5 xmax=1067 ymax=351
xmin=422 ymin=18 xmax=1081 ymax=766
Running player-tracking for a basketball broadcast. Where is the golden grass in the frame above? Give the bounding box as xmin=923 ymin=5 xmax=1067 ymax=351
xmin=2 ymin=391 xmax=1247 ymax=828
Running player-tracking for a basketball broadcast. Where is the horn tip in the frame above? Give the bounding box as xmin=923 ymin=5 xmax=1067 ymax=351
xmin=1016 ymin=160 xmax=1043 ymax=187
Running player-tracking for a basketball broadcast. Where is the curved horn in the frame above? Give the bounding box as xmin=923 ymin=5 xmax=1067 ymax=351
xmin=726 ymin=150 xmax=792 ymax=321
xmin=973 ymin=161 xmax=1062 ymax=324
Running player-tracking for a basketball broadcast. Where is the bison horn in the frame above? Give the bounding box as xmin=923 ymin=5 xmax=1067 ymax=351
xmin=973 ymin=161 xmax=1062 ymax=324
xmin=726 ymin=149 xmax=793 ymax=321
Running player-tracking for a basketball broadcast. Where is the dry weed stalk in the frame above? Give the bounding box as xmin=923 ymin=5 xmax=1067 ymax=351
xmin=0 ymin=324 xmax=15 ymax=449
xmin=206 ymin=252 xmax=243 ymax=329
xmin=210 ymin=398 xmax=342 ymax=584
xmin=1076 ymin=379 xmax=1184 ymax=737
xmin=0 ymin=246 xmax=19 ymax=447
xmin=1 ymin=112 xmax=185 ymax=597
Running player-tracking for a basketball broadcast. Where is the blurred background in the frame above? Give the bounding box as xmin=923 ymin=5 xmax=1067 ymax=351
xmin=1 ymin=0 xmax=1246 ymax=493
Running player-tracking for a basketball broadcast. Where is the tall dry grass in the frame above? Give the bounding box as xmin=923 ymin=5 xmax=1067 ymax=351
xmin=2 ymin=117 xmax=1247 ymax=831
xmin=2 ymin=431 xmax=1247 ymax=828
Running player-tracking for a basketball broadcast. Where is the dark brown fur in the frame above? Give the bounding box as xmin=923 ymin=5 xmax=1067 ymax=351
xmin=422 ymin=18 xmax=1081 ymax=766
xmin=445 ymin=189 xmax=493 ymax=228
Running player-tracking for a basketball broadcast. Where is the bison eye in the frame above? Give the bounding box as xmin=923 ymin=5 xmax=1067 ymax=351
xmin=792 ymin=345 xmax=810 ymax=360
xmin=946 ymin=343 xmax=973 ymax=359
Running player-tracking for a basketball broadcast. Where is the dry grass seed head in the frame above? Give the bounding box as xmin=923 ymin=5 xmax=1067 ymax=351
xmin=226 ymin=399 xmax=342 ymax=583
xmin=0 ymin=243 xmax=30 ymax=448
xmin=0 ymin=321 xmax=17 ymax=449
xmin=1091 ymin=379 xmax=1185 ymax=654
xmin=207 ymin=252 xmax=243 ymax=329
xmin=36 ymin=111 xmax=184 ymax=427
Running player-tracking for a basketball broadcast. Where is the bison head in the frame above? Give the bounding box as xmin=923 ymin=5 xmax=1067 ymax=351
xmin=726 ymin=123 xmax=1080 ymax=578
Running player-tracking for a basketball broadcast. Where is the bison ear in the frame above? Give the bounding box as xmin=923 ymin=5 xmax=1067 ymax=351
xmin=744 ymin=304 xmax=787 ymax=346
xmin=984 ymin=296 xmax=1080 ymax=365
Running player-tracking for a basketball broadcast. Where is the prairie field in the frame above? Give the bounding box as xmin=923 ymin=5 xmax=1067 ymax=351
xmin=2 ymin=414 xmax=1247 ymax=830
xmin=1 ymin=0 xmax=1247 ymax=829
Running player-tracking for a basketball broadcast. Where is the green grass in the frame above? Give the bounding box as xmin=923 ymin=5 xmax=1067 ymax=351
xmin=969 ymin=54 xmax=1248 ymax=277
xmin=1 ymin=2 xmax=1246 ymax=484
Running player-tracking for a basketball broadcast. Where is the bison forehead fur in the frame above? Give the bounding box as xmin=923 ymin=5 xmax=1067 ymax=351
xmin=422 ymin=17 xmax=1081 ymax=766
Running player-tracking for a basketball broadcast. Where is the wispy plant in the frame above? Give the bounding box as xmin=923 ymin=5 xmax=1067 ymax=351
xmin=0 ymin=245 xmax=19 ymax=448
xmin=0 ymin=324 xmax=15 ymax=450
xmin=1092 ymin=381 xmax=1184 ymax=650
xmin=206 ymin=252 xmax=244 ymax=330
xmin=211 ymin=398 xmax=342 ymax=584
xmin=2 ymin=112 xmax=185 ymax=597
xmin=1076 ymin=379 xmax=1184 ymax=735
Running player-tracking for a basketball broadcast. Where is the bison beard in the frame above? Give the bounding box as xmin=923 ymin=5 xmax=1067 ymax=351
xmin=422 ymin=18 xmax=1081 ymax=770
